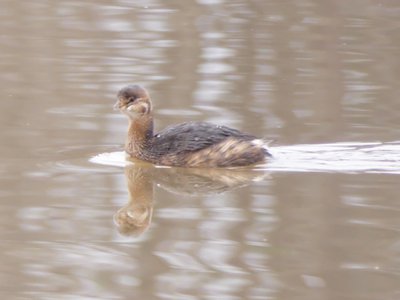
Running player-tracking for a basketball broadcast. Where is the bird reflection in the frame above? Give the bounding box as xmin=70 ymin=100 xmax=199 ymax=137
xmin=114 ymin=163 xmax=154 ymax=236
xmin=114 ymin=162 xmax=268 ymax=236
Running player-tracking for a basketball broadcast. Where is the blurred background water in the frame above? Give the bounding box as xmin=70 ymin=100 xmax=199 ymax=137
xmin=1 ymin=1 xmax=400 ymax=299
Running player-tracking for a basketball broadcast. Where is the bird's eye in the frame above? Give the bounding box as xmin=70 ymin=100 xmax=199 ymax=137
xmin=127 ymin=96 xmax=136 ymax=103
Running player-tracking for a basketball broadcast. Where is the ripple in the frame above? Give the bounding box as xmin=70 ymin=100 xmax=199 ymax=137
xmin=90 ymin=151 xmax=128 ymax=167
xmin=264 ymin=141 xmax=400 ymax=174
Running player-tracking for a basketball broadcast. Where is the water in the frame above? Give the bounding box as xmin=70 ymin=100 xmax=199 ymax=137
xmin=1 ymin=0 xmax=400 ymax=299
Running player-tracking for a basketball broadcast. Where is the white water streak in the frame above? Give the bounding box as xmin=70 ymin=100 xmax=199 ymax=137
xmin=264 ymin=141 xmax=400 ymax=174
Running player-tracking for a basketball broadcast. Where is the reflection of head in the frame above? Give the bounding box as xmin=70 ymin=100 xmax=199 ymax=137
xmin=114 ymin=204 xmax=153 ymax=236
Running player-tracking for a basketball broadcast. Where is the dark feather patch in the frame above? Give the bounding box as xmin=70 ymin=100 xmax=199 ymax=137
xmin=150 ymin=121 xmax=257 ymax=155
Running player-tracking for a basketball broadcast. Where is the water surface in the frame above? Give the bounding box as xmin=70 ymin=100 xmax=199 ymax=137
xmin=1 ymin=1 xmax=400 ymax=299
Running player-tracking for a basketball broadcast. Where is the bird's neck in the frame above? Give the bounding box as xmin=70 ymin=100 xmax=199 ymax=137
xmin=125 ymin=115 xmax=154 ymax=156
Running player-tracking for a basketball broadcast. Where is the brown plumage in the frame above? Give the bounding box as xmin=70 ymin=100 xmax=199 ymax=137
xmin=114 ymin=85 xmax=271 ymax=168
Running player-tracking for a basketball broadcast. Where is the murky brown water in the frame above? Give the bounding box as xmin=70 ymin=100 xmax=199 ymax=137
xmin=1 ymin=1 xmax=400 ymax=299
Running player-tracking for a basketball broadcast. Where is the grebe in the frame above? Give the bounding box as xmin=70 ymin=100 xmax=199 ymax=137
xmin=114 ymin=85 xmax=271 ymax=167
